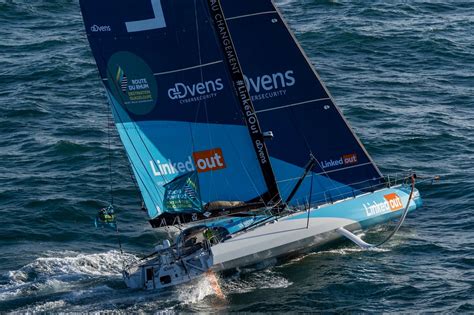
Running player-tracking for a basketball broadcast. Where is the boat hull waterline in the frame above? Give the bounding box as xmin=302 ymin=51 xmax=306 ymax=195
xmin=123 ymin=185 xmax=421 ymax=290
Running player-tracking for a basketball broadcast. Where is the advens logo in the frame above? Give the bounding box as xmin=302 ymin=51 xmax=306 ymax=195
xmin=90 ymin=25 xmax=111 ymax=32
xmin=244 ymin=70 xmax=296 ymax=101
xmin=167 ymin=70 xmax=295 ymax=104
xmin=363 ymin=193 xmax=404 ymax=217
xmin=167 ymin=79 xmax=224 ymax=104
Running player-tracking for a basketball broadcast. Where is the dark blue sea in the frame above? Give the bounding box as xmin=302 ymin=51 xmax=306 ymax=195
xmin=1 ymin=0 xmax=473 ymax=312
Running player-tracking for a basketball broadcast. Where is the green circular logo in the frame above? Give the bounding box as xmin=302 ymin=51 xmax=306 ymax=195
xmin=107 ymin=51 xmax=157 ymax=116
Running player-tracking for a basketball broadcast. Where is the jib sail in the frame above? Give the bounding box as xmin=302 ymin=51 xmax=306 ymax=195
xmin=219 ymin=0 xmax=384 ymax=205
xmin=79 ymin=0 xmax=280 ymax=223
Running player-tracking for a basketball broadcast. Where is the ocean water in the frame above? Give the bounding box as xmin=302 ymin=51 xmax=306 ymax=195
xmin=1 ymin=0 xmax=473 ymax=312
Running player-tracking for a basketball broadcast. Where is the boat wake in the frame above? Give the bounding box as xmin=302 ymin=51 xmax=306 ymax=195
xmin=0 ymin=250 xmax=132 ymax=311
xmin=0 ymin=250 xmax=225 ymax=312
xmin=0 ymin=225 xmax=416 ymax=312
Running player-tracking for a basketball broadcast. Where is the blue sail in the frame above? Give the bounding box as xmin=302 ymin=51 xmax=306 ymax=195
xmin=79 ymin=0 xmax=277 ymax=221
xmin=220 ymin=0 xmax=385 ymax=205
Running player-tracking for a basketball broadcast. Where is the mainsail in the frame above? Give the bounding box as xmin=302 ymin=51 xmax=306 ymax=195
xmin=80 ymin=0 xmax=385 ymax=226
xmin=80 ymin=0 xmax=281 ymax=224
xmin=219 ymin=0 xmax=385 ymax=205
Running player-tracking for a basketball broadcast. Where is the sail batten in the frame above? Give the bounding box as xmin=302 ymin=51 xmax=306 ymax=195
xmin=225 ymin=11 xmax=277 ymax=21
xmin=255 ymin=98 xmax=331 ymax=114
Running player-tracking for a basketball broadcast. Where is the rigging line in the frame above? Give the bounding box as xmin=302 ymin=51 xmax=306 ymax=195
xmin=128 ymin=161 xmax=163 ymax=218
xmin=222 ymin=104 xmax=269 ymax=203
xmin=206 ymin=0 xmax=281 ymax=205
xmin=284 ymin=107 xmax=336 ymax=198
xmin=287 ymin=108 xmax=344 ymax=198
xmin=152 ymin=60 xmax=222 ymax=76
xmin=120 ymin=122 xmax=169 ymax=190
xmin=205 ymin=15 xmax=267 ymax=205
xmin=187 ymin=122 xmax=205 ymax=211
xmin=108 ymin=102 xmax=164 ymax=207
xmin=306 ymin=171 xmax=314 ymax=229
xmin=285 ymin=156 xmax=316 ymax=205
xmin=131 ymin=123 xmax=170 ymax=186
xmin=222 ymin=165 xmax=243 ymax=203
xmin=276 ymin=162 xmax=376 ymax=187
xmin=301 ymin=177 xmax=389 ymax=209
xmin=114 ymin=109 xmax=168 ymax=188
xmin=194 ymin=0 xmax=203 ymax=72
xmin=93 ymin=67 xmax=124 ymax=258
xmin=103 ymin=63 xmax=170 ymax=193
xmin=124 ymin=153 xmax=145 ymax=208
xmin=100 ymin=61 xmax=222 ymax=80
xmin=255 ymin=98 xmax=331 ymax=114
xmin=271 ymin=1 xmax=384 ymax=180
xmin=104 ymin=81 xmax=125 ymax=261
xmin=107 ymin=89 xmax=114 ymax=205
xmin=197 ymin=0 xmax=218 ymax=203
xmin=189 ymin=1 xmax=206 ymax=207
xmin=225 ymin=131 xmax=267 ymax=205
xmin=116 ymin=225 xmax=124 ymax=255
xmin=225 ymin=11 xmax=277 ymax=21
xmin=117 ymin=145 xmax=162 ymax=213
xmin=112 ymin=126 xmax=166 ymax=204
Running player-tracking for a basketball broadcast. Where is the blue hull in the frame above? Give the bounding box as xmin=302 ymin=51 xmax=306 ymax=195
xmin=211 ymin=185 xmax=422 ymax=270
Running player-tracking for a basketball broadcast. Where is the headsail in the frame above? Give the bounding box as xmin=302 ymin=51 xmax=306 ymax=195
xmin=220 ymin=0 xmax=385 ymax=205
xmin=79 ymin=0 xmax=280 ymax=224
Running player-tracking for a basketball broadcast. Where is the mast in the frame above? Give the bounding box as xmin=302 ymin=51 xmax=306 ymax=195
xmin=206 ymin=0 xmax=281 ymax=206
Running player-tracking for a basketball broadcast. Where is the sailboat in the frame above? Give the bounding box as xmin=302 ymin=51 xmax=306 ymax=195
xmin=79 ymin=0 xmax=423 ymax=290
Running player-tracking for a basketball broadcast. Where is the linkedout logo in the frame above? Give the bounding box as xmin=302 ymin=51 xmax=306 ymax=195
xmin=167 ymin=79 xmax=224 ymax=103
xmin=90 ymin=25 xmax=111 ymax=32
xmin=320 ymin=153 xmax=358 ymax=169
xmin=150 ymin=157 xmax=195 ymax=177
xmin=364 ymin=193 xmax=404 ymax=217
xmin=149 ymin=148 xmax=226 ymax=177
xmin=383 ymin=193 xmax=404 ymax=211
xmin=244 ymin=70 xmax=296 ymax=101
xmin=193 ymin=148 xmax=226 ymax=173
xmin=343 ymin=153 xmax=358 ymax=165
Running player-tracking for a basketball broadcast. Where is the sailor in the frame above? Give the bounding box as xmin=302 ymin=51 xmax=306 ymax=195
xmin=98 ymin=207 xmax=115 ymax=223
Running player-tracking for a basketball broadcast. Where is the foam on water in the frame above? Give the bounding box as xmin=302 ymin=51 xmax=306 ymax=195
xmin=176 ymin=275 xmax=220 ymax=304
xmin=223 ymin=269 xmax=293 ymax=294
xmin=17 ymin=300 xmax=68 ymax=313
xmin=0 ymin=250 xmax=228 ymax=312
xmin=0 ymin=250 xmax=134 ymax=304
